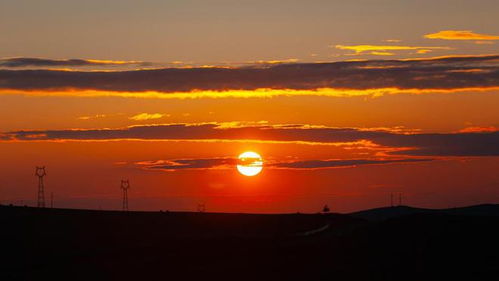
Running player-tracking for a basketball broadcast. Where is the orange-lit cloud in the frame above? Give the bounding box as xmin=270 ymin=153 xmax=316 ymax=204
xmin=383 ymin=39 xmax=402 ymax=43
xmin=368 ymin=51 xmax=395 ymax=56
xmin=335 ymin=44 xmax=451 ymax=54
xmin=458 ymin=126 xmax=498 ymax=133
xmin=129 ymin=113 xmax=165 ymax=121
xmin=446 ymin=68 xmax=489 ymax=73
xmin=1 ymin=87 xmax=498 ymax=99
xmin=416 ymin=49 xmax=433 ymax=54
xmin=250 ymin=58 xmax=299 ymax=64
xmin=78 ymin=114 xmax=108 ymax=120
xmin=424 ymin=30 xmax=499 ymax=40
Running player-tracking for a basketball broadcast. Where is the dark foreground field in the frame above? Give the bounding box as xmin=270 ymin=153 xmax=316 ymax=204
xmin=2 ymin=205 xmax=499 ymax=281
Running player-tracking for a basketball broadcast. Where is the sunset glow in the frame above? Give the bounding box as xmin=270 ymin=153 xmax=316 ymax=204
xmin=3 ymin=2 xmax=499 ymax=280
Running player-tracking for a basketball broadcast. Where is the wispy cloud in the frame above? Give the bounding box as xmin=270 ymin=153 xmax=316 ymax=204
xmin=3 ymin=123 xmax=498 ymax=157
xmin=270 ymin=158 xmax=433 ymax=169
xmin=78 ymin=114 xmax=108 ymax=120
xmin=416 ymin=49 xmax=433 ymax=54
xmin=335 ymin=44 xmax=451 ymax=55
xmin=424 ymin=30 xmax=499 ymax=41
xmin=249 ymin=58 xmax=300 ymax=64
xmin=129 ymin=113 xmax=165 ymax=121
xmin=458 ymin=126 xmax=498 ymax=133
xmin=140 ymin=158 xmax=237 ymax=171
xmin=368 ymin=51 xmax=395 ymax=56
xmin=383 ymin=39 xmax=402 ymax=43
xmin=138 ymin=157 xmax=433 ymax=171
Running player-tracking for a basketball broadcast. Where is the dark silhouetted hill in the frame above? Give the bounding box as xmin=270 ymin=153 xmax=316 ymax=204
xmin=445 ymin=203 xmax=499 ymax=216
xmin=349 ymin=205 xmax=430 ymax=221
xmin=2 ymin=204 xmax=499 ymax=281
xmin=350 ymin=204 xmax=499 ymax=221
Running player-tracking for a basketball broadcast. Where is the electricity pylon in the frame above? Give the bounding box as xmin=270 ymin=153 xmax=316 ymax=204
xmin=35 ymin=167 xmax=46 ymax=208
xmin=120 ymin=180 xmax=130 ymax=211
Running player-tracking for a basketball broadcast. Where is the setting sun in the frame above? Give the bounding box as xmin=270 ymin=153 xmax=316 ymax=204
xmin=236 ymin=151 xmax=263 ymax=176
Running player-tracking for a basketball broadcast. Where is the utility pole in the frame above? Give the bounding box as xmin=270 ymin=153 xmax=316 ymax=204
xmin=120 ymin=180 xmax=130 ymax=211
xmin=35 ymin=167 xmax=46 ymax=208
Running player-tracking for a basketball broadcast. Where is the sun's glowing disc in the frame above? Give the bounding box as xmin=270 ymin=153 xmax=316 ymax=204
xmin=237 ymin=151 xmax=263 ymax=176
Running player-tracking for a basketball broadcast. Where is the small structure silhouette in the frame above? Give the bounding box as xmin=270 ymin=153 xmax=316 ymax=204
xmin=120 ymin=179 xmax=130 ymax=211
xmin=390 ymin=192 xmax=403 ymax=207
xmin=197 ymin=203 xmax=206 ymax=213
xmin=35 ymin=166 xmax=47 ymax=208
xmin=322 ymin=205 xmax=330 ymax=213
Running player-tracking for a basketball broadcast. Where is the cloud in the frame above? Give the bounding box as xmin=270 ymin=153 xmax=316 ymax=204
xmin=138 ymin=157 xmax=433 ymax=171
xmin=458 ymin=126 xmax=498 ymax=133
xmin=0 ymin=55 xmax=498 ymax=96
xmin=3 ymin=123 xmax=498 ymax=157
xmin=335 ymin=44 xmax=451 ymax=54
xmin=0 ymin=57 xmax=147 ymax=68
xmin=271 ymin=158 xmax=433 ymax=169
xmin=140 ymin=158 xmax=237 ymax=170
xmin=129 ymin=113 xmax=165 ymax=121
xmin=250 ymin=58 xmax=300 ymax=64
xmin=416 ymin=49 xmax=433 ymax=54
xmin=383 ymin=39 xmax=402 ymax=43
xmin=368 ymin=51 xmax=395 ymax=56
xmin=474 ymin=41 xmax=495 ymax=45
xmin=424 ymin=30 xmax=499 ymax=41
xmin=78 ymin=114 xmax=108 ymax=120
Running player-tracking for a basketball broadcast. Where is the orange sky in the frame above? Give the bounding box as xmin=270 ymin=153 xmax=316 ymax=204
xmin=1 ymin=1 xmax=498 ymax=213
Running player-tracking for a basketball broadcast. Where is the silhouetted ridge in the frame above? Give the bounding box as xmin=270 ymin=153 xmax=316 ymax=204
xmin=349 ymin=205 xmax=431 ymax=221
xmin=349 ymin=204 xmax=499 ymax=221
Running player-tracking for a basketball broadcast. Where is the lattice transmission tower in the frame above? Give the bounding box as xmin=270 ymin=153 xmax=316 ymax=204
xmin=35 ymin=166 xmax=47 ymax=208
xmin=120 ymin=179 xmax=130 ymax=211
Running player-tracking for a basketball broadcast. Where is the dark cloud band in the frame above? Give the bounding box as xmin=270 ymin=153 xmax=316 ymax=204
xmin=3 ymin=123 xmax=498 ymax=157
xmin=0 ymin=55 xmax=498 ymax=93
xmin=0 ymin=57 xmax=147 ymax=68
